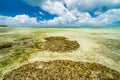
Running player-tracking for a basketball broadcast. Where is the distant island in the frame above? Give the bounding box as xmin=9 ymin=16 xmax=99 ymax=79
xmin=0 ymin=25 xmax=8 ymax=27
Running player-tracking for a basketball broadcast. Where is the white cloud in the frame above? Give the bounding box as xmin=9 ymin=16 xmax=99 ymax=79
xmin=39 ymin=8 xmax=120 ymax=26
xmin=39 ymin=11 xmax=44 ymax=15
xmin=24 ymin=0 xmax=120 ymax=12
xmin=1 ymin=9 xmax=120 ymax=27
xmin=41 ymin=1 xmax=67 ymax=16
xmin=64 ymin=0 xmax=120 ymax=11
xmin=0 ymin=14 xmax=39 ymax=26
xmin=21 ymin=0 xmax=120 ymax=26
xmin=96 ymin=9 xmax=120 ymax=24
xmin=1 ymin=0 xmax=120 ymax=27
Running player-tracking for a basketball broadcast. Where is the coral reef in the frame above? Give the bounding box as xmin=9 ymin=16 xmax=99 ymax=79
xmin=41 ymin=36 xmax=80 ymax=52
xmin=3 ymin=60 xmax=120 ymax=80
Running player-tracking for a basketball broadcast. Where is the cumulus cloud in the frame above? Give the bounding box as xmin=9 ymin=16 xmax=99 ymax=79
xmin=1 ymin=8 xmax=120 ymax=26
xmin=64 ymin=0 xmax=120 ymax=11
xmin=39 ymin=8 xmax=120 ymax=26
xmin=21 ymin=0 xmax=120 ymax=26
xmin=0 ymin=14 xmax=39 ymax=26
xmin=24 ymin=0 xmax=120 ymax=12
xmin=1 ymin=0 xmax=120 ymax=26
xmin=96 ymin=9 xmax=120 ymax=24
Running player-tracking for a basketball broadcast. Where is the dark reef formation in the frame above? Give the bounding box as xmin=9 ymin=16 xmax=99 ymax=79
xmin=3 ymin=60 xmax=120 ymax=80
xmin=41 ymin=36 xmax=80 ymax=52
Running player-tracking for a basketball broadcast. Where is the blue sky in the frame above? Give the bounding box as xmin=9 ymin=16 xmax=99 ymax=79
xmin=0 ymin=0 xmax=120 ymax=27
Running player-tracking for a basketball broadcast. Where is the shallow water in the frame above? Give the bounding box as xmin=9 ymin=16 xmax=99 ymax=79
xmin=0 ymin=27 xmax=120 ymax=79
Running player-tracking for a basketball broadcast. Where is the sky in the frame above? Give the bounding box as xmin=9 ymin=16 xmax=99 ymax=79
xmin=0 ymin=0 xmax=120 ymax=27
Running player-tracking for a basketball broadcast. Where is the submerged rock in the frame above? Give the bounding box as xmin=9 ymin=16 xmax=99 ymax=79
xmin=0 ymin=42 xmax=12 ymax=49
xmin=3 ymin=60 xmax=120 ymax=80
xmin=41 ymin=36 xmax=80 ymax=52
